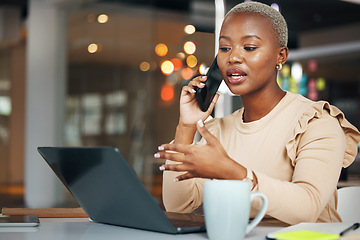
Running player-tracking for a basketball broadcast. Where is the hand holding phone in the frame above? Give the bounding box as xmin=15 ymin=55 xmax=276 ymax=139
xmin=196 ymin=56 xmax=223 ymax=112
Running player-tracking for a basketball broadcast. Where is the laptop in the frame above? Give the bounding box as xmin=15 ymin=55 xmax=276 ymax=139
xmin=37 ymin=147 xmax=205 ymax=234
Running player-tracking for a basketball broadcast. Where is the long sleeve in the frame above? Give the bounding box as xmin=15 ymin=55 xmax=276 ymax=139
xmin=162 ymin=165 xmax=205 ymax=213
xmin=252 ymin=113 xmax=345 ymax=224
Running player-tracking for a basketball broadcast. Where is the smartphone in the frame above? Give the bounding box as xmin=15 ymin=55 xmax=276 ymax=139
xmin=0 ymin=215 xmax=40 ymax=227
xmin=196 ymin=56 xmax=223 ymax=112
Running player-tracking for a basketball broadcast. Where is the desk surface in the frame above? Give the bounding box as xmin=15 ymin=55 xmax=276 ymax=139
xmin=0 ymin=218 xmax=283 ymax=240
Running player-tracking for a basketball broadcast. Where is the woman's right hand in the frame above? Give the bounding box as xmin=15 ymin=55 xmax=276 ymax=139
xmin=178 ymin=75 xmax=219 ymax=127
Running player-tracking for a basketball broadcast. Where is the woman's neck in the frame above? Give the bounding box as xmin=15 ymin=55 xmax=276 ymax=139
xmin=241 ymin=87 xmax=286 ymax=123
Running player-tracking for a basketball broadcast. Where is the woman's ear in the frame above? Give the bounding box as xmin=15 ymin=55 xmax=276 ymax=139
xmin=278 ymin=46 xmax=289 ymax=65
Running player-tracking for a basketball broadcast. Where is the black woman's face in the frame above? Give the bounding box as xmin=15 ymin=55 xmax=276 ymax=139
xmin=217 ymin=12 xmax=282 ymax=96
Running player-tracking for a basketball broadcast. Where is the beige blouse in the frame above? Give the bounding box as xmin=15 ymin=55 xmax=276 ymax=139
xmin=162 ymin=92 xmax=360 ymax=225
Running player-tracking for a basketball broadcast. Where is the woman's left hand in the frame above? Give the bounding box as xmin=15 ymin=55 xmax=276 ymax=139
xmin=155 ymin=120 xmax=244 ymax=181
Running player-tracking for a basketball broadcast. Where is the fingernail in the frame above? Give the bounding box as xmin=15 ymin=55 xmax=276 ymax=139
xmin=190 ymin=89 xmax=196 ymax=93
xmin=159 ymin=166 xmax=165 ymax=171
xmin=201 ymin=76 xmax=207 ymax=79
xmin=197 ymin=119 xmax=204 ymax=127
xmin=174 ymin=178 xmax=179 ymax=182
xmin=199 ymin=83 xmax=205 ymax=87
xmin=154 ymin=153 xmax=160 ymax=158
xmin=158 ymin=146 xmax=164 ymax=151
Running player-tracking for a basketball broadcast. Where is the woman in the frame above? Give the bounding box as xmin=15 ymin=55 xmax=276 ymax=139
xmin=154 ymin=1 xmax=360 ymax=225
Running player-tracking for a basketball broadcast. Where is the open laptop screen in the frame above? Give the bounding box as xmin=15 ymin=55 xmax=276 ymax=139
xmin=37 ymin=147 xmax=205 ymax=234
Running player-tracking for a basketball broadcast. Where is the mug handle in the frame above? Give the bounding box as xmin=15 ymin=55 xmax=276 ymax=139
xmin=246 ymin=192 xmax=268 ymax=234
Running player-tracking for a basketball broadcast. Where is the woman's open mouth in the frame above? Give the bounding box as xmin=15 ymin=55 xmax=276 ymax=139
xmin=227 ymin=68 xmax=247 ymax=84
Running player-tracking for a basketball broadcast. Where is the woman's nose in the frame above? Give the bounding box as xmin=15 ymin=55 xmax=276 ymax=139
xmin=228 ymin=49 xmax=243 ymax=64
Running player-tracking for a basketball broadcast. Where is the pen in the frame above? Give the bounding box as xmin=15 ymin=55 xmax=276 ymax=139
xmin=339 ymin=222 xmax=360 ymax=236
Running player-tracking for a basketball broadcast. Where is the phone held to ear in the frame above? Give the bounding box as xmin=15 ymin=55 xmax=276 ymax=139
xmin=196 ymin=56 xmax=223 ymax=112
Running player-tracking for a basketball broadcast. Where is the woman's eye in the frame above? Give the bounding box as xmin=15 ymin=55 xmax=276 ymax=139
xmin=244 ymin=46 xmax=257 ymax=51
xmin=219 ymin=47 xmax=231 ymax=52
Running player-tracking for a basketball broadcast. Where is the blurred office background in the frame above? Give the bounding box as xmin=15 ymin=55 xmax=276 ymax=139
xmin=0 ymin=0 xmax=359 ymax=208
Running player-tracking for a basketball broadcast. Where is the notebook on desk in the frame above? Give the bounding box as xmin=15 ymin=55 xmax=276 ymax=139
xmin=37 ymin=147 xmax=205 ymax=234
xmin=266 ymin=222 xmax=360 ymax=240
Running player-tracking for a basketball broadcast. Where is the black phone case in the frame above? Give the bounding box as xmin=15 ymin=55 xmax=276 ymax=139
xmin=196 ymin=56 xmax=223 ymax=112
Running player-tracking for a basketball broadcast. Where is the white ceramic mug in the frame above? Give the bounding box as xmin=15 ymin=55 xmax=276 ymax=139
xmin=203 ymin=180 xmax=268 ymax=240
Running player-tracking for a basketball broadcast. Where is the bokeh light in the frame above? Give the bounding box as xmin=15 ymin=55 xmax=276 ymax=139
xmin=176 ymin=52 xmax=186 ymax=60
xmin=183 ymin=41 xmax=196 ymax=55
xmin=139 ymin=61 xmax=151 ymax=72
xmin=97 ymin=14 xmax=109 ymax=23
xmin=308 ymin=78 xmax=318 ymax=101
xmin=317 ymin=77 xmax=326 ymax=91
xmin=161 ymin=84 xmax=174 ymax=102
xmin=186 ymin=55 xmax=198 ymax=68
xmin=171 ymin=58 xmax=183 ymax=71
xmin=289 ymin=77 xmax=297 ymax=93
xmin=199 ymin=63 xmax=208 ymax=75
xmin=308 ymin=59 xmax=318 ymax=72
xmin=155 ymin=43 xmax=168 ymax=57
xmin=184 ymin=25 xmax=196 ymax=35
xmin=291 ymin=62 xmax=303 ymax=83
xmin=181 ymin=67 xmax=193 ymax=80
xmin=88 ymin=43 xmax=98 ymax=53
xmin=281 ymin=64 xmax=291 ymax=77
xmin=161 ymin=60 xmax=174 ymax=75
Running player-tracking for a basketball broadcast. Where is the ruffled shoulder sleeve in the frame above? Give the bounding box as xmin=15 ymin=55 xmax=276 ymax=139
xmin=285 ymin=101 xmax=360 ymax=168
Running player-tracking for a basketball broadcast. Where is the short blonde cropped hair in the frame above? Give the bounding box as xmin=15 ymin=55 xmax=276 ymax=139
xmin=225 ymin=1 xmax=288 ymax=47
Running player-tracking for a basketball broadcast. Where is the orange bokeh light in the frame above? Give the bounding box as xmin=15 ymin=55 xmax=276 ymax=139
xmin=171 ymin=58 xmax=183 ymax=71
xmin=181 ymin=67 xmax=193 ymax=80
xmin=155 ymin=43 xmax=168 ymax=57
xmin=161 ymin=84 xmax=174 ymax=102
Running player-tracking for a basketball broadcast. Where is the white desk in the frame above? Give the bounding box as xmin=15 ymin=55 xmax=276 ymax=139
xmin=0 ymin=218 xmax=284 ymax=240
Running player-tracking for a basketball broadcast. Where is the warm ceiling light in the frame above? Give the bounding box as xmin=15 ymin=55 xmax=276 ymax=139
xmin=184 ymin=25 xmax=196 ymax=35
xmin=186 ymin=55 xmax=197 ymax=68
xmin=139 ymin=61 xmax=151 ymax=72
xmin=161 ymin=60 xmax=174 ymax=75
xmin=88 ymin=43 xmax=98 ymax=53
xmin=155 ymin=43 xmax=168 ymax=57
xmin=184 ymin=41 xmax=196 ymax=55
xmin=97 ymin=14 xmax=109 ymax=23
